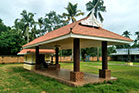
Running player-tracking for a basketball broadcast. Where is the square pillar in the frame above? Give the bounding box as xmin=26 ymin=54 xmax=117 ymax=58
xmin=99 ymin=41 xmax=111 ymax=78
xmin=55 ymin=46 xmax=60 ymax=70
xmin=35 ymin=46 xmax=40 ymax=70
xmin=51 ymin=56 xmax=53 ymax=64
xmin=70 ymin=38 xmax=84 ymax=82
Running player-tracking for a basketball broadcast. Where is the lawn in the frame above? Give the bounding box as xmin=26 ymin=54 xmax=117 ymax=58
xmin=0 ymin=61 xmax=139 ymax=93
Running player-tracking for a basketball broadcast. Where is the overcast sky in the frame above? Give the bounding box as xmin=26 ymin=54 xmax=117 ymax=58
xmin=0 ymin=0 xmax=139 ymax=39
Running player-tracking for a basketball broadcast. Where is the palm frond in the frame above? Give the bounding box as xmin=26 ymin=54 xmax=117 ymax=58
xmin=71 ymin=17 xmax=76 ymax=22
xmin=75 ymin=12 xmax=84 ymax=17
xmin=98 ymin=12 xmax=104 ymax=23
xmin=87 ymin=11 xmax=92 ymax=17
xmin=63 ymin=13 xmax=70 ymax=17
xmin=64 ymin=17 xmax=71 ymax=23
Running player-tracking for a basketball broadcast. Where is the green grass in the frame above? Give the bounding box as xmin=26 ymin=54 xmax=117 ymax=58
xmin=0 ymin=61 xmax=139 ymax=93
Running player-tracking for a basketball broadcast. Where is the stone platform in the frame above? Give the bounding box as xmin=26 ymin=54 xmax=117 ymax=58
xmin=33 ymin=69 xmax=117 ymax=87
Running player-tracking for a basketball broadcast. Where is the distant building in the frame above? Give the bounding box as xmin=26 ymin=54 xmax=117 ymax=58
xmin=111 ymin=48 xmax=139 ymax=62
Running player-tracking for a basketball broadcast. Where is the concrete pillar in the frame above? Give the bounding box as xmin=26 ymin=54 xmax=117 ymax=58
xmin=70 ymin=38 xmax=84 ymax=82
xmin=99 ymin=41 xmax=111 ymax=78
xmin=51 ymin=56 xmax=53 ymax=64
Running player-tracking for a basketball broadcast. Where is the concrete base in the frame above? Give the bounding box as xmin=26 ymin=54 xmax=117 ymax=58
xmin=35 ymin=64 xmax=41 ymax=70
xmin=55 ymin=64 xmax=60 ymax=70
xmin=34 ymin=69 xmax=117 ymax=87
xmin=48 ymin=64 xmax=56 ymax=70
xmin=47 ymin=64 xmax=60 ymax=70
xmin=70 ymin=71 xmax=84 ymax=82
xmin=23 ymin=64 xmax=35 ymax=70
xmin=99 ymin=69 xmax=111 ymax=79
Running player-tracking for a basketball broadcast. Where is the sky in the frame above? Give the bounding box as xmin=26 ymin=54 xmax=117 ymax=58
xmin=0 ymin=0 xmax=139 ymax=39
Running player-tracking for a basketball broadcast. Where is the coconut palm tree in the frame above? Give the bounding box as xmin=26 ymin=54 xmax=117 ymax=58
xmin=63 ymin=2 xmax=84 ymax=23
xmin=122 ymin=30 xmax=131 ymax=38
xmin=122 ymin=30 xmax=131 ymax=62
xmin=63 ymin=2 xmax=84 ymax=61
xmin=135 ymin=31 xmax=139 ymax=43
xmin=20 ymin=10 xmax=35 ymax=43
xmin=86 ymin=0 xmax=106 ymax=22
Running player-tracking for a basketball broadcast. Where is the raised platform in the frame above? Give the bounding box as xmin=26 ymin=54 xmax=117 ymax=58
xmin=33 ymin=69 xmax=117 ymax=87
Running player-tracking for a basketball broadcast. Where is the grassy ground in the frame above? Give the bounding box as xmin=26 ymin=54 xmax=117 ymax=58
xmin=0 ymin=61 xmax=139 ymax=93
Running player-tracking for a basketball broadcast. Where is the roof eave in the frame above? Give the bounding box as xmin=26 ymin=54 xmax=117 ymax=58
xmin=71 ymin=33 xmax=132 ymax=44
xmin=23 ymin=33 xmax=133 ymax=49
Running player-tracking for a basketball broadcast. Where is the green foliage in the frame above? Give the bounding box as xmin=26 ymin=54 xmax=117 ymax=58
xmin=132 ymin=31 xmax=139 ymax=48
xmin=108 ymin=46 xmax=116 ymax=56
xmin=14 ymin=10 xmax=36 ymax=43
xmin=0 ymin=29 xmax=25 ymax=55
xmin=116 ymin=30 xmax=131 ymax=49
xmin=0 ymin=19 xmax=25 ymax=55
xmin=0 ymin=19 xmax=9 ymax=34
xmin=0 ymin=9 xmax=70 ymax=55
xmin=60 ymin=49 xmax=72 ymax=56
xmin=43 ymin=11 xmax=68 ymax=32
xmin=63 ymin=2 xmax=84 ymax=22
xmin=122 ymin=30 xmax=131 ymax=38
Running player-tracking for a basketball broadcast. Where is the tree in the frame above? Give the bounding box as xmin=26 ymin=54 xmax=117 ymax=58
xmin=133 ymin=31 xmax=139 ymax=47
xmin=116 ymin=30 xmax=132 ymax=48
xmin=14 ymin=10 xmax=43 ymax=42
xmin=86 ymin=0 xmax=106 ymax=22
xmin=43 ymin=11 xmax=68 ymax=32
xmin=122 ymin=30 xmax=131 ymax=38
xmin=63 ymin=2 xmax=84 ymax=23
xmin=0 ymin=29 xmax=25 ymax=55
xmin=116 ymin=30 xmax=131 ymax=62
xmin=37 ymin=17 xmax=46 ymax=36
xmin=16 ymin=10 xmax=36 ymax=43
xmin=107 ymin=46 xmax=116 ymax=56
xmin=116 ymin=30 xmax=131 ymax=49
xmin=0 ymin=18 xmax=9 ymax=34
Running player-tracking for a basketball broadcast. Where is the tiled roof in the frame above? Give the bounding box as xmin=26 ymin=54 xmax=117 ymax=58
xmin=18 ymin=49 xmax=55 ymax=55
xmin=23 ymin=17 xmax=133 ymax=48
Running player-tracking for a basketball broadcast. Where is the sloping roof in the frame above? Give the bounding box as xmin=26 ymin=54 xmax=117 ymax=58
xmin=111 ymin=48 xmax=139 ymax=55
xmin=23 ymin=17 xmax=133 ymax=48
xmin=17 ymin=49 xmax=55 ymax=55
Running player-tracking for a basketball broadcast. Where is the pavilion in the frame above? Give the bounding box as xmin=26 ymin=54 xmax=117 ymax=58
xmin=23 ymin=15 xmax=133 ymax=86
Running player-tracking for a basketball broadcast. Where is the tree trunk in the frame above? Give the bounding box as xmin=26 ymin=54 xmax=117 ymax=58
xmin=26 ymin=27 xmax=29 ymax=43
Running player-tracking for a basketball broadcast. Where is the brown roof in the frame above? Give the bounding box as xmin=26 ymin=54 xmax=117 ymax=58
xmin=18 ymin=49 xmax=55 ymax=55
xmin=23 ymin=17 xmax=133 ymax=48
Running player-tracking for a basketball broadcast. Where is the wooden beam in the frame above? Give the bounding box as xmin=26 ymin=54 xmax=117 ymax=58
xmin=73 ymin=38 xmax=80 ymax=72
